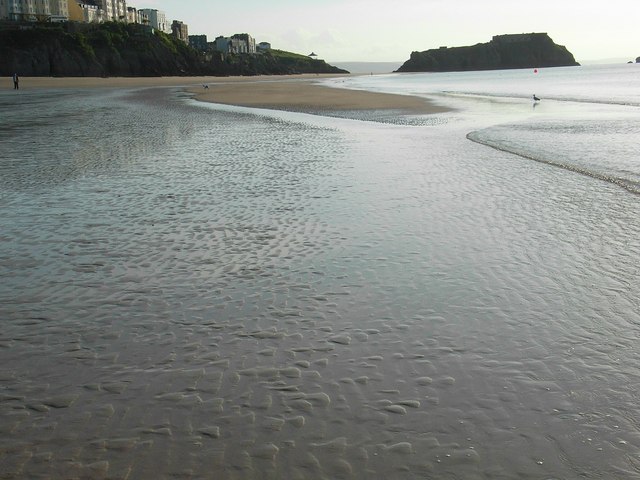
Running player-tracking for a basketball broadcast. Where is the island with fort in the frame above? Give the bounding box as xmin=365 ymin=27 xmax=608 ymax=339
xmin=396 ymin=33 xmax=580 ymax=73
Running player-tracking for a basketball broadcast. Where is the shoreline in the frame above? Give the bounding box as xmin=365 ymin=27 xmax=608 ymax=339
xmin=11 ymin=74 xmax=449 ymax=115
xmin=186 ymin=81 xmax=446 ymax=114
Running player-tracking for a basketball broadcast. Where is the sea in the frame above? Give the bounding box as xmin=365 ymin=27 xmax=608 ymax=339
xmin=0 ymin=64 xmax=639 ymax=479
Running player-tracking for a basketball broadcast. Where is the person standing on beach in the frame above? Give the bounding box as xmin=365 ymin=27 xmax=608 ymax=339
xmin=12 ymin=73 xmax=19 ymax=90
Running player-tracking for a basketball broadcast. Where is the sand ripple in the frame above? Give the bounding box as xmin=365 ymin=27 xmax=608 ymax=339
xmin=1 ymin=88 xmax=639 ymax=479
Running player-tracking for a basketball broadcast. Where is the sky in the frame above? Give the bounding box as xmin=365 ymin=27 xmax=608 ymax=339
xmin=140 ymin=0 xmax=639 ymax=63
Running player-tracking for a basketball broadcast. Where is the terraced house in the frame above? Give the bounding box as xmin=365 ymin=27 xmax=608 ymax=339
xmin=1 ymin=0 xmax=136 ymax=24
xmin=0 ymin=0 xmax=69 ymax=21
xmin=95 ymin=0 xmax=127 ymax=21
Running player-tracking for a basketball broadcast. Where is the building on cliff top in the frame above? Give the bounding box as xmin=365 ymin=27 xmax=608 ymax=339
xmin=0 ymin=0 xmax=127 ymax=23
xmin=492 ymin=33 xmax=548 ymax=44
xmin=1 ymin=1 xmax=154 ymax=26
xmin=171 ymin=20 xmax=188 ymax=45
xmin=214 ymin=34 xmax=256 ymax=55
xmin=126 ymin=7 xmax=148 ymax=25
xmin=68 ymin=1 xmax=94 ymax=22
xmin=138 ymin=8 xmax=170 ymax=33
xmin=0 ymin=0 xmax=69 ymax=21
xmin=93 ymin=0 xmax=127 ymax=22
xmin=189 ymin=34 xmax=208 ymax=52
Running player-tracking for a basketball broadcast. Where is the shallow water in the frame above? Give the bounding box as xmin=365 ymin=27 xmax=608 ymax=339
xmin=1 ymin=84 xmax=640 ymax=479
xmin=330 ymin=64 xmax=640 ymax=193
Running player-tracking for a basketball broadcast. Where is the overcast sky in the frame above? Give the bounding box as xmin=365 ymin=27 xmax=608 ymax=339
xmin=139 ymin=0 xmax=638 ymax=63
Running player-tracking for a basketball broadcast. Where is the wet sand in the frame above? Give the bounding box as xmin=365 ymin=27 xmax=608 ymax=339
xmin=186 ymin=81 xmax=446 ymax=114
xmin=16 ymin=74 xmax=447 ymax=114
xmin=17 ymin=74 xmax=335 ymax=90
xmin=3 ymin=77 xmax=640 ymax=480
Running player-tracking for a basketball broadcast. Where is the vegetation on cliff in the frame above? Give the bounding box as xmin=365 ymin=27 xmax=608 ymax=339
xmin=208 ymin=49 xmax=347 ymax=76
xmin=396 ymin=33 xmax=579 ymax=73
xmin=0 ymin=22 xmax=348 ymax=77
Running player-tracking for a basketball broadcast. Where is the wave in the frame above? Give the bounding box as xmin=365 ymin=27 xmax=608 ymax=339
xmin=443 ymin=91 xmax=640 ymax=108
xmin=466 ymin=129 xmax=640 ymax=195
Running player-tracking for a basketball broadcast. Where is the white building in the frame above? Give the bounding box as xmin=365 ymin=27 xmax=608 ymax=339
xmin=214 ymin=34 xmax=257 ymax=55
xmin=0 ymin=0 xmax=69 ymax=21
xmin=51 ymin=0 xmax=69 ymax=18
xmin=138 ymin=8 xmax=169 ymax=33
xmin=214 ymin=36 xmax=246 ymax=54
xmin=126 ymin=6 xmax=147 ymax=25
xmin=113 ymin=0 xmax=126 ymax=21
xmin=232 ymin=33 xmax=256 ymax=54
xmin=93 ymin=0 xmax=127 ymax=22
xmin=0 ymin=0 xmax=136 ymax=23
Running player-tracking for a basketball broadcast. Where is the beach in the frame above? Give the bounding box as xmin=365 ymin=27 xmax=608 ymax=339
xmin=2 ymin=68 xmax=640 ymax=479
xmin=15 ymin=74 xmax=447 ymax=114
xmin=186 ymin=80 xmax=447 ymax=113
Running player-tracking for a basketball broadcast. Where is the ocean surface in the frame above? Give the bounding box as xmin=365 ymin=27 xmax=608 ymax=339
xmin=332 ymin=62 xmax=403 ymax=75
xmin=326 ymin=64 xmax=640 ymax=193
xmin=1 ymin=64 xmax=639 ymax=479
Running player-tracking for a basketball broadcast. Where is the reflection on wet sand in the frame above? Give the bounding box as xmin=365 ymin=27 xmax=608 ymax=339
xmin=1 ymin=87 xmax=639 ymax=479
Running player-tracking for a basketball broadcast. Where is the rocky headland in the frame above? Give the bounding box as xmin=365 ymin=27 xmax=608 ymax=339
xmin=0 ymin=22 xmax=348 ymax=77
xmin=396 ymin=33 xmax=579 ymax=73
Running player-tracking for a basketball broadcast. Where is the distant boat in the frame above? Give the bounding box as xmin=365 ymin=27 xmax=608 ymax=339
xmin=533 ymin=94 xmax=541 ymax=102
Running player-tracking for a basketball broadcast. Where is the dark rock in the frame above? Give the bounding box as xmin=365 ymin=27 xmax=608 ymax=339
xmin=396 ymin=33 xmax=579 ymax=73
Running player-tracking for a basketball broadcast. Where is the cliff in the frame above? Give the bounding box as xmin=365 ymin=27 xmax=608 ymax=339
xmin=0 ymin=22 xmax=348 ymax=77
xmin=396 ymin=33 xmax=579 ymax=73
xmin=208 ymin=49 xmax=348 ymax=76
